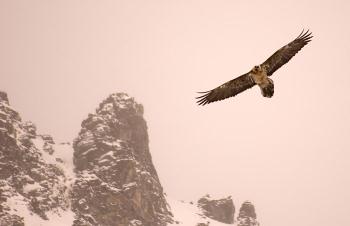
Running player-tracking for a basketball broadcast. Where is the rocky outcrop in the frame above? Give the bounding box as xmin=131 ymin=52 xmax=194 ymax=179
xmin=169 ymin=197 xmax=260 ymax=226
xmin=71 ymin=93 xmax=173 ymax=226
xmin=0 ymin=91 xmax=9 ymax=105
xmin=0 ymin=91 xmax=73 ymax=226
xmin=197 ymin=195 xmax=235 ymax=224
xmin=237 ymin=201 xmax=259 ymax=226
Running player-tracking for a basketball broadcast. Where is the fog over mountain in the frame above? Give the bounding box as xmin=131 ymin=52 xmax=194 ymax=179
xmin=0 ymin=91 xmax=259 ymax=226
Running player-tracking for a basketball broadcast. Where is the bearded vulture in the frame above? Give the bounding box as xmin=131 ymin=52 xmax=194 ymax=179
xmin=196 ymin=30 xmax=312 ymax=105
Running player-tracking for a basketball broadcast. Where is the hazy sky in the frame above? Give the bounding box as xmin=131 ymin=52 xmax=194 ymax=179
xmin=1 ymin=1 xmax=350 ymax=226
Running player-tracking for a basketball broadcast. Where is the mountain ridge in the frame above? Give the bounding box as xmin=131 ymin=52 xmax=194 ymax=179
xmin=0 ymin=91 xmax=260 ymax=226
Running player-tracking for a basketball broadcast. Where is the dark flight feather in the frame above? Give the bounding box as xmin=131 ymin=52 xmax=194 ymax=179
xmin=262 ymin=29 xmax=313 ymax=76
xmin=196 ymin=73 xmax=255 ymax=105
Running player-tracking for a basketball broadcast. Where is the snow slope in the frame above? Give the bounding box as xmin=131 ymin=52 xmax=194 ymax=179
xmin=4 ymin=138 xmax=76 ymax=226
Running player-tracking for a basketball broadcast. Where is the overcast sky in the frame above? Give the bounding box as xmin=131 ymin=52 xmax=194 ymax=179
xmin=1 ymin=1 xmax=350 ymax=226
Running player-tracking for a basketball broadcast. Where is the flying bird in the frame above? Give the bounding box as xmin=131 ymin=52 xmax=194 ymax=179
xmin=196 ymin=30 xmax=312 ymax=105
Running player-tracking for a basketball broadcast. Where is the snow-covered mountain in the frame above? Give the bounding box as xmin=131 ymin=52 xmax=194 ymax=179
xmin=0 ymin=91 xmax=260 ymax=226
xmin=0 ymin=91 xmax=75 ymax=226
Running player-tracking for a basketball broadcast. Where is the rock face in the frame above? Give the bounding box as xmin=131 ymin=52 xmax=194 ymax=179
xmin=0 ymin=91 xmax=74 ymax=226
xmin=0 ymin=91 xmax=9 ymax=105
xmin=71 ymin=93 xmax=173 ymax=226
xmin=237 ymin=201 xmax=260 ymax=226
xmin=197 ymin=195 xmax=235 ymax=224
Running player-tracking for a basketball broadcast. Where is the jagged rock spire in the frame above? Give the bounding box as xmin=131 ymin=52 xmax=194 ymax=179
xmin=237 ymin=201 xmax=260 ymax=226
xmin=72 ymin=92 xmax=173 ymax=226
xmin=0 ymin=91 xmax=9 ymax=105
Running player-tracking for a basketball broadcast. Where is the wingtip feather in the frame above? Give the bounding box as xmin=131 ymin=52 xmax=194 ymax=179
xmin=297 ymin=29 xmax=305 ymax=38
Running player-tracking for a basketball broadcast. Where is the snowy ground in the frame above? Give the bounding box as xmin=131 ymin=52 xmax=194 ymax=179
xmin=6 ymin=192 xmax=75 ymax=226
xmin=7 ymin=138 xmax=77 ymax=226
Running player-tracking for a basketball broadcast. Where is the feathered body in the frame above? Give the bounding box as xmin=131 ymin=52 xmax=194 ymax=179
xmin=250 ymin=65 xmax=274 ymax=98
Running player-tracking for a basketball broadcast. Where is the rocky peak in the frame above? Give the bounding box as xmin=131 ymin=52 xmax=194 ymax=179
xmin=0 ymin=91 xmax=9 ymax=105
xmin=0 ymin=92 xmax=74 ymax=226
xmin=0 ymin=91 xmax=23 ymax=152
xmin=237 ymin=201 xmax=259 ymax=226
xmin=197 ymin=194 xmax=235 ymax=224
xmin=72 ymin=92 xmax=173 ymax=226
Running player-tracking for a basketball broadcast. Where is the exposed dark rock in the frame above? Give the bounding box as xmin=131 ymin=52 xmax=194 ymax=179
xmin=237 ymin=201 xmax=260 ymax=226
xmin=0 ymin=91 xmax=9 ymax=105
xmin=40 ymin=134 xmax=55 ymax=144
xmin=0 ymin=214 xmax=25 ymax=226
xmin=22 ymin=121 xmax=37 ymax=138
xmin=197 ymin=194 xmax=235 ymax=224
xmin=196 ymin=223 xmax=210 ymax=226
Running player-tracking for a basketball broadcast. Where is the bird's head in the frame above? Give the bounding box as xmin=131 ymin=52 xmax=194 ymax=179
xmin=251 ymin=65 xmax=261 ymax=73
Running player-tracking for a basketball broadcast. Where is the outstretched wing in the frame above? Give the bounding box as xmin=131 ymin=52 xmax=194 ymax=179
xmin=196 ymin=73 xmax=255 ymax=105
xmin=262 ymin=29 xmax=313 ymax=76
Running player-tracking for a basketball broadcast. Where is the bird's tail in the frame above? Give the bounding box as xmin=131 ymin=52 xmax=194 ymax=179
xmin=260 ymin=78 xmax=274 ymax=98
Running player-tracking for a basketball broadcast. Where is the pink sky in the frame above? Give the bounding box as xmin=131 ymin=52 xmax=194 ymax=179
xmin=1 ymin=1 xmax=350 ymax=225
